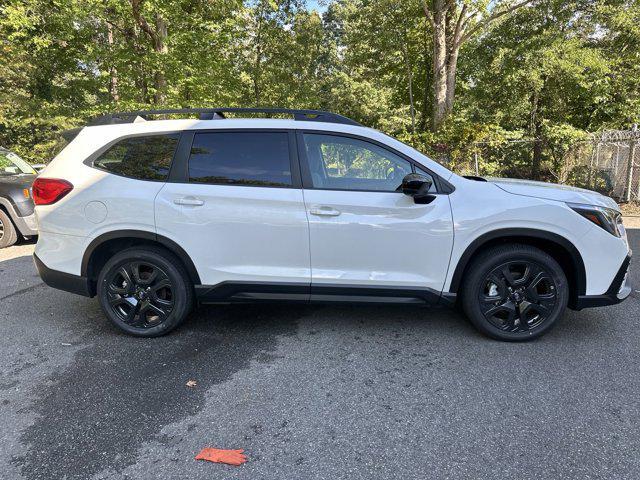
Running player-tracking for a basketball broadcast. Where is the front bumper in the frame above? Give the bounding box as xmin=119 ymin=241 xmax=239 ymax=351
xmin=574 ymin=254 xmax=632 ymax=309
xmin=34 ymin=253 xmax=92 ymax=297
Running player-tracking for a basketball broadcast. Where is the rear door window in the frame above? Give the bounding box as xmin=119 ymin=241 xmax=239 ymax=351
xmin=188 ymin=131 xmax=292 ymax=187
xmin=93 ymin=134 xmax=180 ymax=181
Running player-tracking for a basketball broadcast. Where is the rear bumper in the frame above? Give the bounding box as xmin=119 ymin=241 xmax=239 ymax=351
xmin=13 ymin=212 xmax=38 ymax=236
xmin=34 ymin=253 xmax=92 ymax=297
xmin=574 ymin=254 xmax=632 ymax=309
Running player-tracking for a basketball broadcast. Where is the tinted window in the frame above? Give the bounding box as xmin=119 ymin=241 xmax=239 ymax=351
xmin=303 ymin=133 xmax=412 ymax=192
xmin=189 ymin=132 xmax=291 ymax=187
xmin=94 ymin=134 xmax=179 ymax=181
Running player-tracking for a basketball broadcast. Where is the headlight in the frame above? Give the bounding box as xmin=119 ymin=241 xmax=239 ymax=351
xmin=567 ymin=202 xmax=624 ymax=238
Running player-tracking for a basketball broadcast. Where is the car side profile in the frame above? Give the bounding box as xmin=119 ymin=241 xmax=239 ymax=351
xmin=32 ymin=108 xmax=632 ymax=341
xmin=0 ymin=147 xmax=38 ymax=248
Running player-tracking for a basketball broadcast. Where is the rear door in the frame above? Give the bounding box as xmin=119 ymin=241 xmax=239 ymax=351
xmin=298 ymin=131 xmax=454 ymax=302
xmin=155 ymin=130 xmax=310 ymax=300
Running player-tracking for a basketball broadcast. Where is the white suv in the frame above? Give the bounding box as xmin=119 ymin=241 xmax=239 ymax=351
xmin=32 ymin=108 xmax=632 ymax=341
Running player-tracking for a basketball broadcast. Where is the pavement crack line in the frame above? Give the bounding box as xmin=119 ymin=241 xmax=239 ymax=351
xmin=0 ymin=282 xmax=46 ymax=302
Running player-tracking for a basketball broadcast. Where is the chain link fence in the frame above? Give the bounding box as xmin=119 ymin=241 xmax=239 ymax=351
xmin=455 ymin=127 xmax=640 ymax=202
xmin=582 ymin=129 xmax=640 ymax=202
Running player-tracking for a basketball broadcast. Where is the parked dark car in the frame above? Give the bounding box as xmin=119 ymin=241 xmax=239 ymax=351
xmin=0 ymin=147 xmax=38 ymax=248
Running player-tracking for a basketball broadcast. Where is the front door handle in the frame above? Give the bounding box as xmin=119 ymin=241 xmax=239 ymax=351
xmin=174 ymin=197 xmax=204 ymax=206
xmin=310 ymin=206 xmax=341 ymax=217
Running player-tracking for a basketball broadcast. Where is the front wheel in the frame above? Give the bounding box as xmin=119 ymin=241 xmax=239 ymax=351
xmin=97 ymin=246 xmax=193 ymax=337
xmin=461 ymin=244 xmax=568 ymax=341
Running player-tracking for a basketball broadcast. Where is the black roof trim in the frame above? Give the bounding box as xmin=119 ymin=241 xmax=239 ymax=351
xmin=88 ymin=108 xmax=362 ymax=127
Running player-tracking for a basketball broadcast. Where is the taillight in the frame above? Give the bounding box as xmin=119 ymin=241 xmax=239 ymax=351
xmin=32 ymin=178 xmax=73 ymax=206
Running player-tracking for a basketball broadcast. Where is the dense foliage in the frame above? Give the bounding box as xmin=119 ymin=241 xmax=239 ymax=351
xmin=0 ymin=0 xmax=638 ymax=179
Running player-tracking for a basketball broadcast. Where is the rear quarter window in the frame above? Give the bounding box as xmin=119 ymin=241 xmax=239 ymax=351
xmin=93 ymin=134 xmax=180 ymax=181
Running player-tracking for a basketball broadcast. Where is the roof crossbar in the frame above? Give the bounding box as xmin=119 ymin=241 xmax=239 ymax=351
xmin=89 ymin=108 xmax=362 ymax=127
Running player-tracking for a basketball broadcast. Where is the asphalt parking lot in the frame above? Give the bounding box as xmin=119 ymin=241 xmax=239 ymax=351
xmin=1 ymin=229 xmax=639 ymax=480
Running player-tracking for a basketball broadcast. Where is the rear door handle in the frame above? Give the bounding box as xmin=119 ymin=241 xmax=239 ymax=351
xmin=310 ymin=206 xmax=341 ymax=217
xmin=174 ymin=197 xmax=204 ymax=206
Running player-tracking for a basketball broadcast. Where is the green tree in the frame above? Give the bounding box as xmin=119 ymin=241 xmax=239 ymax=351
xmin=0 ymin=0 xmax=638 ymax=180
xmin=421 ymin=0 xmax=535 ymax=131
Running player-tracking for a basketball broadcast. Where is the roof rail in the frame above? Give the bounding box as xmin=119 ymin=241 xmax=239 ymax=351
xmin=88 ymin=108 xmax=362 ymax=127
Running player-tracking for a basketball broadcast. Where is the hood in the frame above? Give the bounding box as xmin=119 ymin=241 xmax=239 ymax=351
xmin=485 ymin=177 xmax=619 ymax=210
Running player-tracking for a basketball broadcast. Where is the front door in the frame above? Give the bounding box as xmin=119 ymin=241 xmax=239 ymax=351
xmin=155 ymin=130 xmax=310 ymax=300
xmin=298 ymin=132 xmax=454 ymax=303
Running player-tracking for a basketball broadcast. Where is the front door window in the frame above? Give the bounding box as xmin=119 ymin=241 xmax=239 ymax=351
xmin=302 ymin=133 xmax=414 ymax=192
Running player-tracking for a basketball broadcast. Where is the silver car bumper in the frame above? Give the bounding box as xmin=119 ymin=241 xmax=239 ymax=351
xmin=13 ymin=212 xmax=38 ymax=236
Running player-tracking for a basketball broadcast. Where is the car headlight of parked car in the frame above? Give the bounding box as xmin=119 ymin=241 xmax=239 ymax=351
xmin=567 ymin=202 xmax=625 ymax=239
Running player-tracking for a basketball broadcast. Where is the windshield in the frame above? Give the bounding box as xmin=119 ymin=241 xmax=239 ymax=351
xmin=0 ymin=150 xmax=37 ymax=175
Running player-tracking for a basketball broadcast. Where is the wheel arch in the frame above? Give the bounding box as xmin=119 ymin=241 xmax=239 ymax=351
xmin=449 ymin=228 xmax=586 ymax=308
xmin=0 ymin=203 xmax=10 ymax=220
xmin=82 ymin=230 xmax=201 ymax=295
xmin=0 ymin=198 xmax=17 ymax=222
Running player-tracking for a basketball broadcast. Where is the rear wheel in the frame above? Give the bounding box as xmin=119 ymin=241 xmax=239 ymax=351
xmin=97 ymin=246 xmax=193 ymax=337
xmin=461 ymin=244 xmax=568 ymax=341
xmin=0 ymin=210 xmax=18 ymax=248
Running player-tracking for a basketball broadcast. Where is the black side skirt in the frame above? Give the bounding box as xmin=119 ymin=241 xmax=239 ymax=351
xmin=195 ymin=281 xmax=445 ymax=305
xmin=34 ymin=257 xmax=450 ymax=306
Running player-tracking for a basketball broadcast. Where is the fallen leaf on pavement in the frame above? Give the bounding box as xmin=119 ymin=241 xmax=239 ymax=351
xmin=195 ymin=447 xmax=247 ymax=466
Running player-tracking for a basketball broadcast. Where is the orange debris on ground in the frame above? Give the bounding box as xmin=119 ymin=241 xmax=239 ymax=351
xmin=195 ymin=447 xmax=247 ymax=466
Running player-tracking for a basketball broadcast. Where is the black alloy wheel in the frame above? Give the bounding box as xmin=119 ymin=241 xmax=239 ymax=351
xmin=105 ymin=261 xmax=174 ymax=329
xmin=461 ymin=244 xmax=568 ymax=341
xmin=479 ymin=260 xmax=558 ymax=333
xmin=97 ymin=246 xmax=193 ymax=337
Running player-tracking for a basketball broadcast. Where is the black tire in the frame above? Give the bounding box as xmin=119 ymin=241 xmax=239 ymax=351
xmin=461 ymin=244 xmax=568 ymax=341
xmin=0 ymin=209 xmax=18 ymax=249
xmin=97 ymin=246 xmax=193 ymax=337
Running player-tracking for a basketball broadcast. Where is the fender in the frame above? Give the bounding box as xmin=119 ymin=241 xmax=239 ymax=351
xmin=0 ymin=197 xmax=19 ymax=219
xmin=448 ymin=228 xmax=586 ymax=297
xmin=0 ymin=197 xmax=38 ymax=236
xmin=81 ymin=229 xmax=201 ymax=285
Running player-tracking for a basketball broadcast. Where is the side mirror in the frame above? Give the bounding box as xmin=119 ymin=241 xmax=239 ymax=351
xmin=401 ymin=173 xmax=434 ymax=204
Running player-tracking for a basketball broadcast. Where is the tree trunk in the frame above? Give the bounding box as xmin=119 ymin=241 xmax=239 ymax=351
xmin=401 ymin=42 xmax=416 ymax=133
xmin=106 ymin=21 xmax=119 ymax=102
xmin=444 ymin=46 xmax=459 ymax=114
xmin=129 ymin=1 xmax=168 ymax=105
xmin=423 ymin=0 xmax=534 ymax=132
xmin=431 ymin=5 xmax=448 ymax=131
xmin=254 ymin=44 xmax=262 ymax=106
xmin=532 ymin=137 xmax=543 ymax=180
xmin=139 ymin=76 xmax=149 ymax=103
xmin=408 ymin=67 xmax=416 ymax=133
xmin=152 ymin=14 xmax=168 ymax=105
xmin=529 ymin=89 xmax=542 ymax=179
xmin=119 ymin=21 xmax=148 ymax=103
xmin=419 ymin=16 xmax=431 ymax=132
xmin=253 ymin=11 xmax=264 ymax=107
